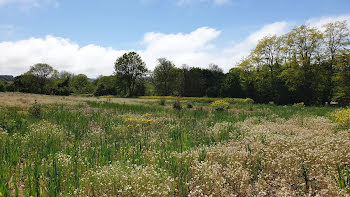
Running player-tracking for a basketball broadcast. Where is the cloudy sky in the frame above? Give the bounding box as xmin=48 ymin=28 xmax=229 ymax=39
xmin=0 ymin=0 xmax=350 ymax=77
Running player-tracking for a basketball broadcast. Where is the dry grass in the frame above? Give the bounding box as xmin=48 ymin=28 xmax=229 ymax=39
xmin=0 ymin=92 xmax=150 ymax=107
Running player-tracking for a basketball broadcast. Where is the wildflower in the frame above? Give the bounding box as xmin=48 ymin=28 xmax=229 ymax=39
xmin=332 ymin=108 xmax=350 ymax=125
xmin=210 ymin=100 xmax=229 ymax=111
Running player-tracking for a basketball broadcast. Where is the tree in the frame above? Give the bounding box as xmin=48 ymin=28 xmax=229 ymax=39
xmin=220 ymin=68 xmax=244 ymax=98
xmin=71 ymin=74 xmax=95 ymax=94
xmin=153 ymin=58 xmax=178 ymax=96
xmin=27 ymin=63 xmax=57 ymax=94
xmin=323 ymin=21 xmax=350 ymax=102
xmin=180 ymin=67 xmax=205 ymax=97
xmin=29 ymin=63 xmax=56 ymax=79
xmin=14 ymin=73 xmax=41 ymax=93
xmin=252 ymin=36 xmax=283 ymax=101
xmin=114 ymin=52 xmax=147 ymax=97
xmin=51 ymin=71 xmax=73 ymax=96
xmin=0 ymin=81 xmax=4 ymax=92
xmin=281 ymin=25 xmax=324 ymax=104
xmin=203 ymin=64 xmax=224 ymax=97
xmin=94 ymin=76 xmax=118 ymax=96
xmin=208 ymin=63 xmax=223 ymax=73
xmin=333 ymin=51 xmax=350 ymax=106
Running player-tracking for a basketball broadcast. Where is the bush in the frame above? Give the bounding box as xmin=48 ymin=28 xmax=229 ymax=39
xmin=332 ymin=108 xmax=350 ymax=126
xmin=28 ymin=100 xmax=41 ymax=118
xmin=244 ymin=98 xmax=254 ymax=104
xmin=159 ymin=99 xmax=166 ymax=106
xmin=173 ymin=100 xmax=182 ymax=110
xmin=211 ymin=100 xmax=229 ymax=111
xmin=0 ymin=82 xmax=4 ymax=92
xmin=187 ymin=103 xmax=193 ymax=109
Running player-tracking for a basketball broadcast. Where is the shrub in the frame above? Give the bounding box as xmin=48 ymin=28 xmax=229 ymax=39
xmin=210 ymin=100 xmax=229 ymax=111
xmin=173 ymin=100 xmax=182 ymax=110
xmin=244 ymin=98 xmax=254 ymax=104
xmin=187 ymin=103 xmax=193 ymax=109
xmin=332 ymin=108 xmax=350 ymax=126
xmin=159 ymin=99 xmax=166 ymax=106
xmin=29 ymin=100 xmax=41 ymax=118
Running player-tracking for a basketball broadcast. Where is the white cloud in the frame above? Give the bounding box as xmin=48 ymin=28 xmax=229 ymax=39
xmin=1 ymin=15 xmax=349 ymax=78
xmin=0 ymin=23 xmax=290 ymax=77
xmin=0 ymin=0 xmax=59 ymax=9
xmin=141 ymin=27 xmax=221 ymax=69
xmin=306 ymin=14 xmax=350 ymax=30
xmin=221 ymin=21 xmax=291 ymax=66
xmin=0 ymin=36 xmax=127 ymax=78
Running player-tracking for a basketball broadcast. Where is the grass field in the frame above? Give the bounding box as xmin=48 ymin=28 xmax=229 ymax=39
xmin=0 ymin=93 xmax=349 ymax=196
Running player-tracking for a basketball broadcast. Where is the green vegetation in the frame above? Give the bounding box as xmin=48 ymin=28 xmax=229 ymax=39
xmin=0 ymin=95 xmax=349 ymax=196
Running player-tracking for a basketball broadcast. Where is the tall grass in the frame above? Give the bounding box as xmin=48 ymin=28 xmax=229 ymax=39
xmin=0 ymin=96 xmax=348 ymax=196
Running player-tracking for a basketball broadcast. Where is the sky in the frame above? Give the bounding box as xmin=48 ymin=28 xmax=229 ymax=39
xmin=0 ymin=0 xmax=350 ymax=78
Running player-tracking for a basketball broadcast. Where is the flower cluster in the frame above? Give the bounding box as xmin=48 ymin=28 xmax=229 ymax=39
xmin=332 ymin=108 xmax=350 ymax=125
xmin=78 ymin=162 xmax=175 ymax=196
xmin=122 ymin=116 xmax=153 ymax=128
xmin=23 ymin=120 xmax=64 ymax=153
xmin=210 ymin=100 xmax=230 ymax=111
xmin=177 ymin=116 xmax=349 ymax=196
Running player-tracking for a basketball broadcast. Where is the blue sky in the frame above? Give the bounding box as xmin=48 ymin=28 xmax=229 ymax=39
xmin=1 ymin=0 xmax=350 ymax=77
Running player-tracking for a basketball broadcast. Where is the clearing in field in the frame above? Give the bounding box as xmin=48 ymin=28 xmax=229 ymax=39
xmin=0 ymin=93 xmax=350 ymax=196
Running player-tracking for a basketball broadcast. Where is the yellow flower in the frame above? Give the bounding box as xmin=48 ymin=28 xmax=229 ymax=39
xmin=211 ymin=100 xmax=230 ymax=111
xmin=293 ymin=102 xmax=305 ymax=107
xmin=332 ymin=108 xmax=350 ymax=124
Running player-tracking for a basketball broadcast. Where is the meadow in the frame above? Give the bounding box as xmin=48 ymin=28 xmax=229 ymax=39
xmin=0 ymin=92 xmax=350 ymax=196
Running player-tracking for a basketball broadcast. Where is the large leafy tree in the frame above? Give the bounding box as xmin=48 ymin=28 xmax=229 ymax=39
xmin=323 ymin=21 xmax=350 ymax=102
xmin=71 ymin=74 xmax=95 ymax=94
xmin=220 ymin=68 xmax=244 ymax=98
xmin=27 ymin=63 xmax=58 ymax=94
xmin=333 ymin=51 xmax=350 ymax=106
xmin=29 ymin=63 xmax=56 ymax=79
xmin=114 ymin=52 xmax=147 ymax=97
xmin=153 ymin=58 xmax=178 ymax=96
xmin=94 ymin=75 xmax=118 ymax=96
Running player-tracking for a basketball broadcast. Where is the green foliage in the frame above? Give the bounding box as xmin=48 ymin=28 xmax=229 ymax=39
xmin=210 ymin=99 xmax=230 ymax=111
xmin=153 ymin=58 xmax=178 ymax=96
xmin=114 ymin=52 xmax=147 ymax=97
xmin=187 ymin=103 xmax=193 ymax=109
xmin=0 ymin=82 xmax=4 ymax=92
xmin=28 ymin=100 xmax=42 ymax=118
xmin=173 ymin=100 xmax=182 ymax=110
xmin=220 ymin=68 xmax=244 ymax=98
xmin=159 ymin=99 xmax=165 ymax=105
xmin=335 ymin=164 xmax=350 ymax=194
xmin=71 ymin=74 xmax=95 ymax=94
xmin=333 ymin=52 xmax=350 ymax=106
xmin=94 ymin=75 xmax=118 ymax=96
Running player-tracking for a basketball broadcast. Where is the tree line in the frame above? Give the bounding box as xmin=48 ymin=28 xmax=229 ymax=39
xmin=1 ymin=20 xmax=349 ymax=106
